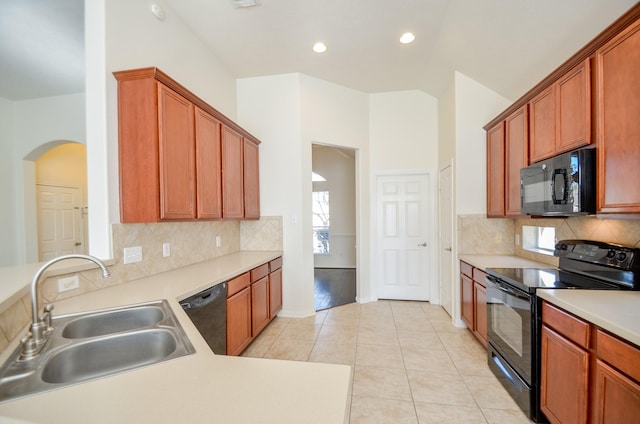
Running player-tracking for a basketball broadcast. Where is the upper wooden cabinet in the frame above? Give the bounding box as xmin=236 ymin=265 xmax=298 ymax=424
xmin=505 ymin=105 xmax=528 ymax=216
xmin=486 ymin=122 xmax=505 ymax=217
xmin=596 ymin=18 xmax=640 ymax=213
xmin=195 ymin=107 xmax=222 ymax=219
xmin=114 ymin=67 xmax=261 ymax=223
xmin=529 ymin=60 xmax=592 ymax=163
xmin=221 ymin=126 xmax=245 ymax=219
xmin=243 ymin=139 xmax=260 ymax=219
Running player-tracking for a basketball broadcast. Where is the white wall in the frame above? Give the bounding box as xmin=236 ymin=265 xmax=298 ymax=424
xmin=0 ymin=97 xmax=16 ymax=266
xmin=437 ymin=71 xmax=511 ymax=325
xmin=237 ymin=73 xmax=307 ymax=315
xmin=454 ymin=72 xmax=511 ymax=215
xmin=369 ymin=90 xmax=439 ymax=301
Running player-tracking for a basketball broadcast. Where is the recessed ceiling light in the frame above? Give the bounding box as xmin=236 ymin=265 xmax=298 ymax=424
xmin=313 ymin=42 xmax=327 ymax=54
xmin=230 ymin=0 xmax=259 ymax=8
xmin=400 ymin=32 xmax=415 ymax=44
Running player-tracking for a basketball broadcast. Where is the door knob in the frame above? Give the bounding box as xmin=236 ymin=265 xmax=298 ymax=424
xmin=445 ymin=247 xmax=452 ymax=252
xmin=74 ymin=242 xmax=82 ymax=246
xmin=418 ymin=242 xmax=427 ymax=247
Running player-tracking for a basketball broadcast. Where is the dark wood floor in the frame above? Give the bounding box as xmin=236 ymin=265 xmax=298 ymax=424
xmin=314 ymin=268 xmax=356 ymax=311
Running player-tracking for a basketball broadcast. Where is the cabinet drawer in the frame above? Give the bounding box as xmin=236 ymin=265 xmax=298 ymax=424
xmin=269 ymin=256 xmax=282 ymax=272
xmin=250 ymin=263 xmax=269 ymax=282
xmin=473 ymin=268 xmax=487 ymax=287
xmin=597 ymin=329 xmax=640 ymax=383
xmin=227 ymin=272 xmax=250 ymax=298
xmin=542 ymin=302 xmax=590 ymax=349
xmin=460 ymin=261 xmax=473 ymax=278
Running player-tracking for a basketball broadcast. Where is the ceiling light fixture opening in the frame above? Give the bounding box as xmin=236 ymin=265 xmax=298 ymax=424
xmin=230 ymin=0 xmax=259 ymax=8
xmin=313 ymin=42 xmax=327 ymax=54
xmin=400 ymin=32 xmax=415 ymax=44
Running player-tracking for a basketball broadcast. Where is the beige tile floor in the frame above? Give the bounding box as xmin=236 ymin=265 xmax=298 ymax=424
xmin=242 ymin=300 xmax=531 ymax=423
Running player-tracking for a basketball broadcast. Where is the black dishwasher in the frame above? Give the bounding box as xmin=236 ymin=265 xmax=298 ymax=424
xmin=180 ymin=282 xmax=227 ymax=355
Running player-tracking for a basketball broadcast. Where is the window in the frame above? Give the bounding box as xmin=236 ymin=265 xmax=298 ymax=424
xmin=312 ymin=191 xmax=330 ymax=254
xmin=522 ymin=225 xmax=556 ymax=255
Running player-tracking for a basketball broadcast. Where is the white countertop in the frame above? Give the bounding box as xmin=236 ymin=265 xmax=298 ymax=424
xmin=537 ymin=289 xmax=640 ymax=347
xmin=458 ymin=254 xmax=553 ymax=270
xmin=0 ymin=251 xmax=351 ymax=424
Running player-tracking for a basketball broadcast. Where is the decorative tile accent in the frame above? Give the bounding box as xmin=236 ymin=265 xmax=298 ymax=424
xmin=458 ymin=215 xmax=515 ymax=255
xmin=240 ymin=216 xmax=283 ymax=250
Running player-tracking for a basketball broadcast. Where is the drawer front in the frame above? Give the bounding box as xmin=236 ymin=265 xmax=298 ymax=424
xmin=227 ymin=272 xmax=251 ymax=298
xmin=473 ymin=268 xmax=487 ymax=287
xmin=269 ymin=256 xmax=283 ymax=272
xmin=597 ymin=329 xmax=640 ymax=383
xmin=250 ymin=263 xmax=269 ymax=282
xmin=460 ymin=261 xmax=473 ymax=278
xmin=542 ymin=302 xmax=590 ymax=349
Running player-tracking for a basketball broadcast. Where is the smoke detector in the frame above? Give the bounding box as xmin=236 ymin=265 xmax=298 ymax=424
xmin=231 ymin=0 xmax=259 ymax=8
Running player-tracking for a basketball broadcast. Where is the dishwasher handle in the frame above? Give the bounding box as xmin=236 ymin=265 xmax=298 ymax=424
xmin=180 ymin=282 xmax=227 ymax=310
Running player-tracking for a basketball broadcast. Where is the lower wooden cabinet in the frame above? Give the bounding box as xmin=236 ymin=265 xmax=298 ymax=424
xmin=226 ymin=282 xmax=252 ymax=356
xmin=269 ymin=258 xmax=283 ymax=319
xmin=459 ymin=261 xmax=487 ymax=347
xmin=251 ymin=276 xmax=270 ymax=335
xmin=540 ymin=325 xmax=589 ymax=424
xmin=226 ymin=257 xmax=283 ymax=356
xmin=541 ymin=301 xmax=640 ymax=424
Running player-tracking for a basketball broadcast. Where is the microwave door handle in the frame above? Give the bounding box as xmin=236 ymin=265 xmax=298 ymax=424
xmin=551 ymin=169 xmax=568 ymax=205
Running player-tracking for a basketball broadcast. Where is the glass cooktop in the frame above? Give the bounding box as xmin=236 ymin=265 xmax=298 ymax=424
xmin=485 ymin=267 xmax=620 ymax=293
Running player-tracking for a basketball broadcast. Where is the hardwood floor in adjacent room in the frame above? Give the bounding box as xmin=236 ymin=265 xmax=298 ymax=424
xmin=314 ymin=268 xmax=356 ymax=311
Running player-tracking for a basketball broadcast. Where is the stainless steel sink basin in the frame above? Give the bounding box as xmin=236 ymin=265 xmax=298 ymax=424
xmin=61 ymin=305 xmax=165 ymax=339
xmin=42 ymin=329 xmax=178 ymax=384
xmin=0 ymin=300 xmax=195 ymax=403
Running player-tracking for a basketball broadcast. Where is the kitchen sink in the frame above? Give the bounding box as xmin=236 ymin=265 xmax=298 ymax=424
xmin=61 ymin=305 xmax=165 ymax=339
xmin=42 ymin=329 xmax=178 ymax=384
xmin=0 ymin=300 xmax=195 ymax=403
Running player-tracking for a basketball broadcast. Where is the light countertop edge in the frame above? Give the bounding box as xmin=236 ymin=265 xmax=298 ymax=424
xmin=0 ymin=250 xmax=352 ymax=424
xmin=537 ymin=289 xmax=640 ymax=347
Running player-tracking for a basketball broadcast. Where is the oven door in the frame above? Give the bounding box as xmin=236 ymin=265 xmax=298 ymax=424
xmin=486 ymin=276 xmax=534 ymax=384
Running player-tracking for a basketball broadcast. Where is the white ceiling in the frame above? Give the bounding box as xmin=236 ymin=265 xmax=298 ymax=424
xmin=1 ymin=0 xmax=638 ymax=101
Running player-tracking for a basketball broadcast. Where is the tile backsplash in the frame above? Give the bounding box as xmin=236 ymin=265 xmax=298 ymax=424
xmin=458 ymin=214 xmax=640 ymax=267
xmin=0 ymin=216 xmax=283 ymax=353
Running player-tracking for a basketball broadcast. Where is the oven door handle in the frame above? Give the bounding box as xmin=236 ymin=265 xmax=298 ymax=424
xmin=486 ymin=276 xmax=531 ymax=301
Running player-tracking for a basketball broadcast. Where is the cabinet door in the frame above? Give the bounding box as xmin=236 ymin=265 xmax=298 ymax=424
xmin=226 ymin=287 xmax=252 ymax=356
xmin=486 ymin=122 xmax=505 ymax=217
xmin=243 ymin=140 xmax=260 ymax=219
xmin=540 ymin=325 xmax=589 ymax=424
xmin=529 ymin=86 xmax=556 ymax=163
xmin=556 ymin=59 xmax=591 ymax=153
xmin=593 ymin=360 xmax=640 ymax=424
xmin=158 ymin=84 xmax=196 ymax=220
xmin=251 ymin=276 xmax=270 ymax=336
xmin=221 ymin=126 xmax=244 ymax=218
xmin=269 ymin=267 xmax=282 ymax=319
xmin=473 ymin=281 xmax=487 ymax=348
xmin=596 ymin=19 xmax=640 ymax=213
xmin=505 ymin=106 xmax=528 ymax=216
xmin=194 ymin=107 xmax=222 ymax=219
xmin=461 ymin=273 xmax=473 ymax=329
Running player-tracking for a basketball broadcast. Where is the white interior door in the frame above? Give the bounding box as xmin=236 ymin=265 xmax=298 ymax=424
xmin=438 ymin=165 xmax=454 ymax=316
xmin=376 ymin=173 xmax=430 ymax=301
xmin=37 ymin=185 xmax=84 ymax=261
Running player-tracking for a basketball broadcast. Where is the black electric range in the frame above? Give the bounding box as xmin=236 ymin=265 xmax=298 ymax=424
xmin=483 ymin=240 xmax=640 ymax=423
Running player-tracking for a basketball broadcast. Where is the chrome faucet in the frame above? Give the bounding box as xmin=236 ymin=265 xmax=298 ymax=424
xmin=20 ymin=254 xmax=111 ymax=359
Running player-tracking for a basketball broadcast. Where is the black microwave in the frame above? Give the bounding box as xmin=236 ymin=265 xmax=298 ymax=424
xmin=520 ymin=148 xmax=596 ymax=216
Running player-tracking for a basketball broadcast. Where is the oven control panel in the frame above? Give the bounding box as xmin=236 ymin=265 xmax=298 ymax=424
xmin=555 ymin=240 xmax=637 ymax=270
